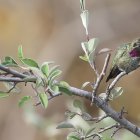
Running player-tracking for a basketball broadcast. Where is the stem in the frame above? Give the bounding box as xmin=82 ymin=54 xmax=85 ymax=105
xmin=0 ymin=65 xmax=27 ymax=78
xmin=68 ymin=87 xmax=140 ymax=137
xmin=0 ymin=65 xmax=139 ymax=137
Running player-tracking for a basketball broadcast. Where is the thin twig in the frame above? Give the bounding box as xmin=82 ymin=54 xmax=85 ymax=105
xmin=111 ymin=125 xmax=123 ymax=138
xmin=34 ymin=93 xmax=62 ymax=106
xmin=99 ymin=123 xmax=119 ymax=133
xmin=92 ymin=134 xmax=102 ymax=140
xmin=0 ymin=76 xmax=36 ymax=82
xmin=91 ymin=62 xmax=99 ymax=77
xmin=0 ymin=82 xmax=18 ymax=93
xmin=91 ymin=54 xmax=110 ymax=103
xmin=95 ymin=114 xmax=109 ymax=123
xmin=107 ymin=71 xmax=126 ymax=92
xmin=118 ymin=106 xmax=128 ymax=119
xmin=6 ymin=82 xmax=17 ymax=93
xmin=85 ymin=123 xmax=120 ymax=139
xmin=0 ymin=65 xmax=27 ymax=78
xmin=106 ymin=71 xmax=126 ymax=100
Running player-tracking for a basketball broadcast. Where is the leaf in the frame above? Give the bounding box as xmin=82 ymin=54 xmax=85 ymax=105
xmin=103 ymin=137 xmax=114 ymax=140
xmin=39 ymin=92 xmax=48 ymax=108
xmin=73 ymin=99 xmax=83 ymax=110
xmin=88 ymin=38 xmax=99 ymax=64
xmin=50 ymin=85 xmax=59 ymax=93
xmin=56 ymin=121 xmax=75 ymax=129
xmin=59 ymin=81 xmax=70 ymax=88
xmin=48 ymin=66 xmax=61 ymax=82
xmin=35 ymin=77 xmax=43 ymax=87
xmin=98 ymin=48 xmax=112 ymax=55
xmin=21 ymin=58 xmax=39 ymax=68
xmin=79 ymin=55 xmax=89 ymax=62
xmin=3 ymin=82 xmax=20 ymax=93
xmin=80 ymin=38 xmax=99 ymax=65
xmin=67 ymin=133 xmax=80 ymax=140
xmin=81 ymin=112 xmax=93 ymax=121
xmin=2 ymin=56 xmax=18 ymax=67
xmin=58 ymin=81 xmax=72 ymax=96
xmin=88 ymin=51 xmax=96 ymax=66
xmin=80 ymin=0 xmax=85 ymax=11
xmin=80 ymin=10 xmax=89 ymax=35
xmin=48 ymin=65 xmax=61 ymax=78
xmin=88 ymin=38 xmax=99 ymax=53
xmin=0 ymin=92 xmax=9 ymax=98
xmin=41 ymin=62 xmax=50 ymax=77
xmin=99 ymin=93 xmax=107 ymax=100
xmin=85 ymin=127 xmax=96 ymax=136
xmin=65 ymin=110 xmax=77 ymax=119
xmin=48 ymin=69 xmax=62 ymax=86
xmin=81 ymin=42 xmax=89 ymax=56
xmin=81 ymin=81 xmax=91 ymax=89
xmin=18 ymin=96 xmax=31 ymax=107
xmin=29 ymin=67 xmax=45 ymax=79
xmin=18 ymin=45 xmax=24 ymax=59
xmin=109 ymin=87 xmax=123 ymax=100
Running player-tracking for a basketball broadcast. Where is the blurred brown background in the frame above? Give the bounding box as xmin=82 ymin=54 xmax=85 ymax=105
xmin=0 ymin=0 xmax=140 ymax=140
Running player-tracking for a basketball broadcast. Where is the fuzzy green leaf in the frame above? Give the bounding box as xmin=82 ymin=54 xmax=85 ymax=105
xmin=81 ymin=112 xmax=93 ymax=121
xmin=3 ymin=82 xmax=20 ymax=93
xmin=48 ymin=69 xmax=62 ymax=86
xmin=73 ymin=99 xmax=83 ymax=110
xmin=29 ymin=67 xmax=45 ymax=79
xmin=80 ymin=0 xmax=85 ymax=11
xmin=0 ymin=92 xmax=9 ymax=98
xmin=50 ymin=85 xmax=59 ymax=93
xmin=79 ymin=55 xmax=89 ymax=62
xmin=35 ymin=77 xmax=43 ymax=87
xmin=88 ymin=38 xmax=99 ymax=65
xmin=99 ymin=93 xmax=107 ymax=100
xmin=80 ymin=10 xmax=89 ymax=35
xmin=56 ymin=121 xmax=75 ymax=129
xmin=41 ymin=62 xmax=50 ymax=77
xmin=18 ymin=45 xmax=24 ymax=59
xmin=97 ymin=48 xmax=112 ymax=55
xmin=2 ymin=56 xmax=18 ymax=67
xmin=39 ymin=92 xmax=48 ymax=109
xmin=65 ymin=110 xmax=77 ymax=119
xmin=21 ymin=58 xmax=39 ymax=68
xmin=81 ymin=42 xmax=89 ymax=56
xmin=85 ymin=127 xmax=96 ymax=136
xmin=81 ymin=81 xmax=91 ymax=89
xmin=109 ymin=87 xmax=123 ymax=100
xmin=18 ymin=96 xmax=31 ymax=107
xmin=67 ymin=134 xmax=80 ymax=140
xmin=48 ymin=65 xmax=60 ymax=78
xmin=88 ymin=38 xmax=99 ymax=53
xmin=58 ymin=81 xmax=72 ymax=96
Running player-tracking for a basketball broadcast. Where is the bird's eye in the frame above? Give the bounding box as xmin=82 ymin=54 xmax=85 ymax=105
xmin=133 ymin=43 xmax=137 ymax=47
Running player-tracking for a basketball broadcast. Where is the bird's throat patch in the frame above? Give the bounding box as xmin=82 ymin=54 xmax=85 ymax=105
xmin=129 ymin=48 xmax=140 ymax=57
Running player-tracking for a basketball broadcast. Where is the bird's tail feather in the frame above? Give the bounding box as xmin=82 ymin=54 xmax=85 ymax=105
xmin=106 ymin=66 xmax=121 ymax=82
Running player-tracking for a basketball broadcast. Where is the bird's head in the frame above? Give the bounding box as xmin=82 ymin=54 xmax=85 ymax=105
xmin=129 ymin=38 xmax=140 ymax=57
xmin=132 ymin=38 xmax=140 ymax=48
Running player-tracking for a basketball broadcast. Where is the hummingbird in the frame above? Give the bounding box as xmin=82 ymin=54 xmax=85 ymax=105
xmin=106 ymin=38 xmax=140 ymax=82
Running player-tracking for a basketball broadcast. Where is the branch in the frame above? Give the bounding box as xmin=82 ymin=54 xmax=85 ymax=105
xmin=0 ymin=65 xmax=139 ymax=137
xmin=0 ymin=65 xmax=27 ymax=78
xmin=85 ymin=123 xmax=120 ymax=139
xmin=68 ymin=87 xmax=140 ymax=137
xmin=91 ymin=54 xmax=110 ymax=104
xmin=107 ymin=71 xmax=126 ymax=92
